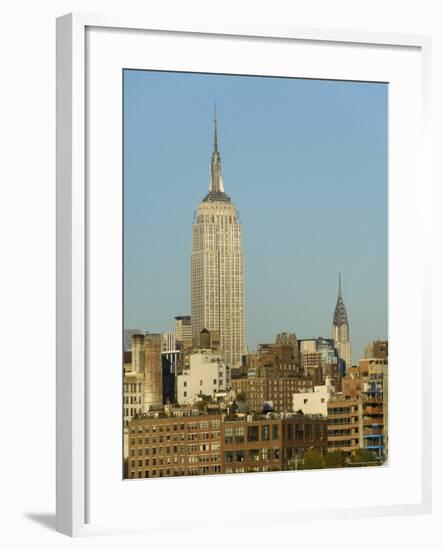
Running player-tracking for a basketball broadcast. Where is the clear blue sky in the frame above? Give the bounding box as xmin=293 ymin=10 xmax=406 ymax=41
xmin=123 ymin=70 xmax=388 ymax=362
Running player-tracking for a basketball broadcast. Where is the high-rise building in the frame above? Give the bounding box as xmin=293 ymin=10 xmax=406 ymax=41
xmin=161 ymin=332 xmax=176 ymax=353
xmin=332 ymin=273 xmax=352 ymax=372
xmin=174 ymin=316 xmax=192 ymax=350
xmin=191 ymin=111 xmax=245 ymax=367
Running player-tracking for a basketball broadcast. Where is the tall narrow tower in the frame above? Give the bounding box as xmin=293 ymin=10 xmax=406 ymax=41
xmin=332 ymin=273 xmax=352 ymax=372
xmin=191 ymin=110 xmax=245 ymax=367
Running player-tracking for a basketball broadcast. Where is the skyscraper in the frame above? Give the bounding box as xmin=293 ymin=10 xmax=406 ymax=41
xmin=332 ymin=273 xmax=352 ymax=372
xmin=191 ymin=110 xmax=245 ymax=367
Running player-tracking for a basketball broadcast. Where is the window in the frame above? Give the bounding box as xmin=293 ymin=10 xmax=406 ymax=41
xmin=224 ymin=451 xmax=234 ymax=463
xmin=248 ymin=426 xmax=259 ymax=442
xmin=248 ymin=449 xmax=259 ymax=462
xmin=235 ymin=450 xmax=245 ymax=462
xmin=272 ymin=425 xmax=279 ymax=440
xmin=183 ymin=381 xmax=187 ymax=387
xmin=262 ymin=425 xmax=270 ymax=441
xmin=224 ymin=427 xmax=233 ymax=444
xmin=295 ymin=425 xmax=305 ymax=440
xmin=234 ymin=427 xmax=244 ymax=443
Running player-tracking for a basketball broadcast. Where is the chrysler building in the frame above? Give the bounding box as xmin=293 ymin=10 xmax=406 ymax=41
xmin=191 ymin=111 xmax=245 ymax=367
xmin=332 ymin=273 xmax=352 ymax=372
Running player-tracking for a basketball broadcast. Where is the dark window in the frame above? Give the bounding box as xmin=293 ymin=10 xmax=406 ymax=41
xmin=235 ymin=450 xmax=245 ymax=462
xmin=247 ymin=426 xmax=259 ymax=442
xmin=287 ymin=424 xmax=294 ymax=441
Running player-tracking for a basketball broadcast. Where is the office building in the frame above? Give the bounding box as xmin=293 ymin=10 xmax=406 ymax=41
xmin=332 ymin=274 xmax=352 ymax=373
xmin=191 ymin=112 xmax=245 ymax=367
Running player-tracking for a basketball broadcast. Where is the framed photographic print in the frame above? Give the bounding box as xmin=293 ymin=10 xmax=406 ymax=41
xmin=56 ymin=13 xmax=432 ymax=536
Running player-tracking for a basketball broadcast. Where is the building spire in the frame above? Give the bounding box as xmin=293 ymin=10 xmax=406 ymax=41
xmin=209 ymin=104 xmax=224 ymax=194
xmin=333 ymin=272 xmax=348 ymax=327
xmin=213 ymin=103 xmax=218 ymax=153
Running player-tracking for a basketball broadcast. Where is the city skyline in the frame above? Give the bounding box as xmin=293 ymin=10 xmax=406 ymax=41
xmin=123 ymin=70 xmax=388 ymax=362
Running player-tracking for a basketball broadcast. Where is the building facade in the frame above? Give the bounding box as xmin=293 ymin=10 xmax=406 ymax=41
xmin=221 ymin=413 xmax=328 ymax=474
xmin=123 ymin=334 xmax=163 ymax=426
xmin=232 ymin=376 xmax=313 ymax=414
xmin=127 ymin=411 xmax=222 ymax=479
xmin=364 ymin=340 xmax=388 ymax=359
xmin=360 ymin=358 xmax=388 ymax=459
xmin=327 ymin=398 xmax=361 ymax=456
xmin=127 ymin=410 xmax=327 ymax=479
xmin=292 ymin=380 xmax=335 ymax=416
xmin=191 ymin=113 xmax=245 ymax=368
xmin=332 ymin=274 xmax=352 ymax=372
xmin=161 ymin=332 xmax=176 ymax=353
xmin=174 ymin=316 xmax=192 ymax=351
xmin=177 ymin=349 xmax=230 ymax=404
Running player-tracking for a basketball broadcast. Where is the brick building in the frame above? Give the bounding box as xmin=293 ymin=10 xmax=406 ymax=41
xmin=232 ymin=376 xmax=313 ymax=413
xmin=127 ymin=410 xmax=222 ymax=479
xmin=221 ymin=413 xmax=328 ymax=474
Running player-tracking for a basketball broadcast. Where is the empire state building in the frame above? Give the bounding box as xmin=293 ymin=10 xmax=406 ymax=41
xmin=191 ymin=112 xmax=245 ymax=367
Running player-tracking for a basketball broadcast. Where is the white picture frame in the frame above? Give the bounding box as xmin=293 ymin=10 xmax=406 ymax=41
xmin=56 ymin=12 xmax=432 ymax=537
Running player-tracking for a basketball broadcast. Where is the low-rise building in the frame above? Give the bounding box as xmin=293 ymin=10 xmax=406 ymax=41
xmin=221 ymin=413 xmax=328 ymax=474
xmin=127 ymin=410 xmax=222 ymax=479
xmin=127 ymin=409 xmax=328 ymax=479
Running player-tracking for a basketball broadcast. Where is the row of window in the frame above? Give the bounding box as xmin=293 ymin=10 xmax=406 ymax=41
xmin=328 ymin=407 xmax=359 ymax=414
xmin=129 ymin=420 xmax=220 ymax=434
xmin=224 ymin=424 xmax=279 ymax=443
xmin=129 ymin=454 xmax=220 ymax=468
xmin=224 ymin=448 xmax=280 ymax=462
xmin=131 ymin=431 xmax=221 ymax=448
xmin=130 ymin=443 xmax=220 ymax=456
xmin=124 ymin=396 xmax=141 ymax=404
xmin=124 ymin=383 xmax=142 ymax=393
xmin=129 ymin=465 xmax=222 ymax=478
